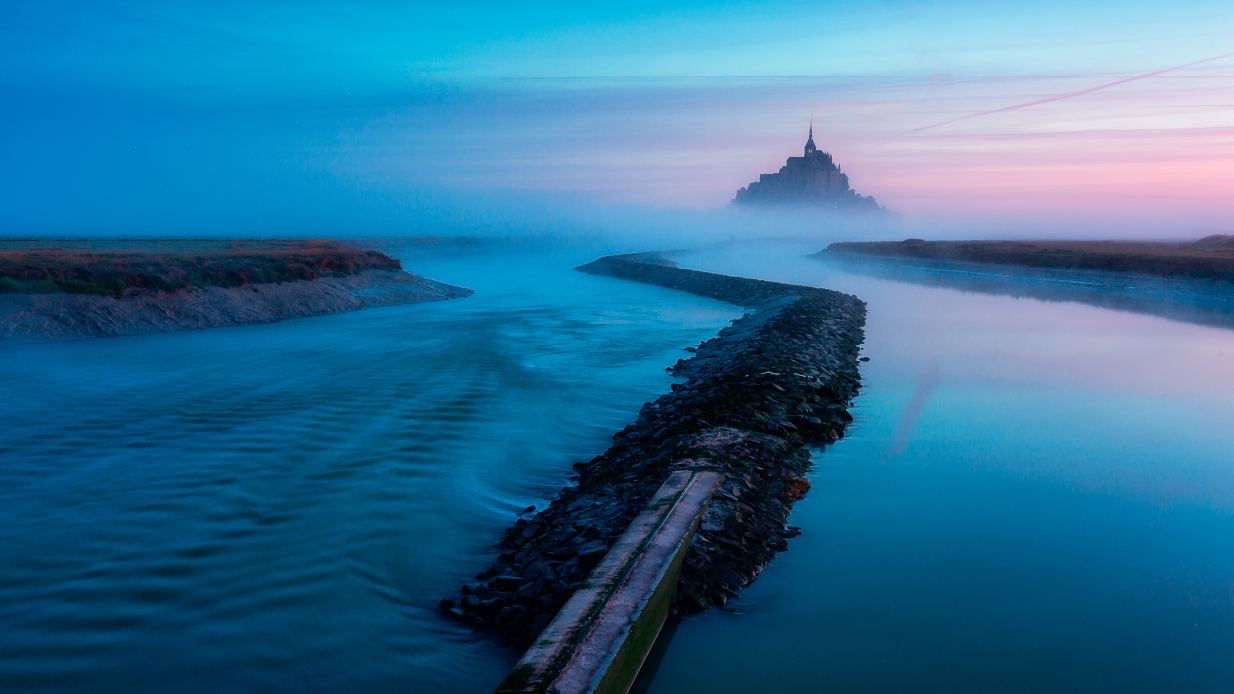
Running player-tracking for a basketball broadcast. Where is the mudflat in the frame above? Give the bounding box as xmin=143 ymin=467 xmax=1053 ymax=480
xmin=823 ymin=235 xmax=1234 ymax=284
xmin=0 ymin=270 xmax=473 ymax=341
xmin=0 ymin=239 xmax=473 ymax=340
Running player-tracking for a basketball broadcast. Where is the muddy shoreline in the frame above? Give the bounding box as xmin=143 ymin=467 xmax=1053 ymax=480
xmin=441 ymin=253 xmax=866 ymax=645
xmin=0 ymin=270 xmax=473 ymax=341
xmin=823 ymin=238 xmax=1234 ymax=285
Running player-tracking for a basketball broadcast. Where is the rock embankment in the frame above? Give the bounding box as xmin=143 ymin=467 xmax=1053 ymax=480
xmin=441 ymin=253 xmax=866 ymax=645
xmin=0 ymin=270 xmax=473 ymax=341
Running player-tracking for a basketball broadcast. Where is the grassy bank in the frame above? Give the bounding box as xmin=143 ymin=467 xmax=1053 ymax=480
xmin=0 ymin=239 xmax=402 ymax=298
xmin=824 ymin=236 xmax=1234 ymax=284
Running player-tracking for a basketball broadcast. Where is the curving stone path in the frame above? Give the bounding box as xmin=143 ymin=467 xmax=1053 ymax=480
xmin=442 ymin=252 xmax=867 ymax=654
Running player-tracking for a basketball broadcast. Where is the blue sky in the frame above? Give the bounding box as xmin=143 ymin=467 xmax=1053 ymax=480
xmin=8 ymin=1 xmax=1229 ymax=86
xmin=2 ymin=1 xmax=1232 ymax=237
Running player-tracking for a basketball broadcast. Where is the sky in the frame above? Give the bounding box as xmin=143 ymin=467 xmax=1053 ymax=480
xmin=2 ymin=0 xmax=1232 ymax=240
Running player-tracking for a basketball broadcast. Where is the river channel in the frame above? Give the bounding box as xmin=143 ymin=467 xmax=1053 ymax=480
xmin=3 ymin=240 xmax=1233 ymax=692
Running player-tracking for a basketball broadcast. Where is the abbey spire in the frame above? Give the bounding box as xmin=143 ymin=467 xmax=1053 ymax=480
xmin=731 ymin=118 xmax=886 ymax=212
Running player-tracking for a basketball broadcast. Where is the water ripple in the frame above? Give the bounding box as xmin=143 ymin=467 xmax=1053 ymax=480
xmin=0 ymin=247 xmax=743 ymax=693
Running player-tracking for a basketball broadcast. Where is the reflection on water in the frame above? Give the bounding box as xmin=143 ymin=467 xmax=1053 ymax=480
xmin=0 ymin=245 xmax=742 ymax=693
xmin=6 ymin=240 xmax=1234 ymax=693
xmin=816 ymin=250 xmax=1234 ymax=330
xmin=638 ymin=241 xmax=1234 ymax=694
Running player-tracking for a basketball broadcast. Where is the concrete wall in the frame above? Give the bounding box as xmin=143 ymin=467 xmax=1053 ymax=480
xmin=495 ymin=470 xmax=723 ymax=694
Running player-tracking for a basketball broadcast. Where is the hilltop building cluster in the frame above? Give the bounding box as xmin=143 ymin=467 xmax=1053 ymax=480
xmin=733 ymin=126 xmax=885 ymax=212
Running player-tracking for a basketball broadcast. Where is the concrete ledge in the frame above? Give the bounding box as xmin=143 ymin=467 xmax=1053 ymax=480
xmin=496 ymin=470 xmax=723 ymax=694
xmin=447 ymin=254 xmax=865 ymax=641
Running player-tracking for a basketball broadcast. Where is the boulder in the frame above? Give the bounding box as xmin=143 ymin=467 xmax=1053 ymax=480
xmin=491 ymin=574 xmax=523 ymax=591
xmin=497 ymin=604 xmax=528 ymax=629
xmin=577 ymin=541 xmax=609 ymax=569
xmin=513 ymin=581 xmax=538 ymax=605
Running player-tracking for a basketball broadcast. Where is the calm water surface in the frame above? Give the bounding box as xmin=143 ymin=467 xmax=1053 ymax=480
xmin=5 ymin=241 xmax=1234 ymax=693
xmin=639 ymin=242 xmax=1234 ymax=693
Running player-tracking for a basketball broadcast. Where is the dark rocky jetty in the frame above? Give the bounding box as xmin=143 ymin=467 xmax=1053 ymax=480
xmin=441 ymin=253 xmax=866 ymax=644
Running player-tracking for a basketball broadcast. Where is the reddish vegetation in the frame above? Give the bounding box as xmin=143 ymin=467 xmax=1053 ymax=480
xmin=0 ymin=239 xmax=402 ymax=297
xmin=826 ymin=236 xmax=1234 ymax=284
xmin=784 ymin=476 xmax=812 ymax=502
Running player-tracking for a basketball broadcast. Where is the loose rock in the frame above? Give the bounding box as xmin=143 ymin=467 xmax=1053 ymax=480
xmin=441 ymin=252 xmax=866 ymax=643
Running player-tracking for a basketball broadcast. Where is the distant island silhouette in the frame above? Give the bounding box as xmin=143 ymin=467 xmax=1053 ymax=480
xmin=732 ymin=125 xmax=886 ymax=212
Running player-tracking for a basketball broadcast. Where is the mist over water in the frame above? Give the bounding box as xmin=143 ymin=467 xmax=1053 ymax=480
xmin=5 ymin=0 xmax=1234 ymax=690
xmin=0 ymin=244 xmax=743 ymax=693
xmin=816 ymin=251 xmax=1234 ymax=331
xmin=4 ymin=239 xmax=1234 ymax=692
xmin=637 ymin=241 xmax=1234 ymax=693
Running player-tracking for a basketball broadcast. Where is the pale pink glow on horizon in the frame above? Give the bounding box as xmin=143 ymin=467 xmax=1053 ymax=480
xmin=827 ymin=65 xmax=1234 ymax=233
xmin=873 ymin=128 xmax=1234 ymax=207
xmin=344 ymin=61 xmax=1234 ymax=236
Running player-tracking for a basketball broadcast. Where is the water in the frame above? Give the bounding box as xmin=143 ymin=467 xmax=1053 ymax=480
xmin=637 ymin=242 xmax=1234 ymax=693
xmin=814 ymin=250 xmax=1234 ymax=331
xmin=5 ymin=241 xmax=1234 ymax=692
xmin=0 ymin=245 xmax=743 ymax=693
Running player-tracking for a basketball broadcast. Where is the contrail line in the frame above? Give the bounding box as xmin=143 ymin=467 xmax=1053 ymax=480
xmin=899 ymin=52 xmax=1234 ymax=136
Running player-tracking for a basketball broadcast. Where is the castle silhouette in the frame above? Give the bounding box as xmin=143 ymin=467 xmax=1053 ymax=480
xmin=732 ymin=124 xmax=884 ymax=211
